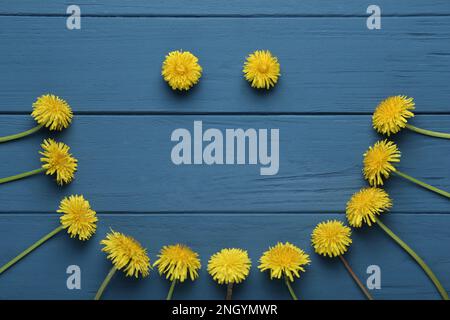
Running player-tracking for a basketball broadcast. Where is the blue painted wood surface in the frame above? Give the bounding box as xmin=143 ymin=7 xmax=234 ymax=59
xmin=1 ymin=16 xmax=450 ymax=113
xmin=0 ymin=2 xmax=449 ymax=300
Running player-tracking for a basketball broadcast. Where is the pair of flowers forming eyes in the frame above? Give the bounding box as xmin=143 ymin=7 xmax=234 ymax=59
xmin=162 ymin=50 xmax=281 ymax=91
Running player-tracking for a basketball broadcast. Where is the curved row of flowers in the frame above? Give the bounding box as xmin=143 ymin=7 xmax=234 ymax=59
xmin=0 ymin=55 xmax=449 ymax=299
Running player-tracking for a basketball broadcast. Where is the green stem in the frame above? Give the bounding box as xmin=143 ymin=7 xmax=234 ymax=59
xmin=406 ymin=124 xmax=450 ymax=139
xmin=395 ymin=170 xmax=450 ymax=199
xmin=0 ymin=168 xmax=45 ymax=185
xmin=226 ymin=283 xmax=233 ymax=300
xmin=166 ymin=279 xmax=177 ymax=300
xmin=94 ymin=267 xmax=118 ymax=300
xmin=0 ymin=124 xmax=43 ymax=143
xmin=284 ymin=275 xmax=298 ymax=300
xmin=339 ymin=255 xmax=374 ymax=300
xmin=375 ymin=217 xmax=449 ymax=300
xmin=0 ymin=225 xmax=63 ymax=275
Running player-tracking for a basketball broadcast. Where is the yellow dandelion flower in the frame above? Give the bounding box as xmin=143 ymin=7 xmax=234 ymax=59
xmin=311 ymin=220 xmax=352 ymax=257
xmin=243 ymin=50 xmax=280 ymax=89
xmin=58 ymin=195 xmax=97 ymax=241
xmin=208 ymin=248 xmax=251 ymax=285
xmin=31 ymin=94 xmax=73 ymax=131
xmin=101 ymin=230 xmax=151 ymax=278
xmin=258 ymin=242 xmax=310 ymax=282
xmin=363 ymin=140 xmax=400 ymax=186
xmin=162 ymin=50 xmax=202 ymax=91
xmin=40 ymin=138 xmax=78 ymax=185
xmin=346 ymin=187 xmax=392 ymax=228
xmin=154 ymin=244 xmax=201 ymax=282
xmin=0 ymin=195 xmax=96 ymax=277
xmin=372 ymin=95 xmax=415 ymax=136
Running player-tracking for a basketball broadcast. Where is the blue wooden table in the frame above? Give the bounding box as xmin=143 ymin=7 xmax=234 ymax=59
xmin=0 ymin=1 xmax=449 ymax=300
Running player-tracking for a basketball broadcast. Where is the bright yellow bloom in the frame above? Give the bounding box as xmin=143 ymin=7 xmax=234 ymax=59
xmin=258 ymin=242 xmax=310 ymax=282
xmin=373 ymin=95 xmax=415 ymax=136
xmin=243 ymin=50 xmax=280 ymax=89
xmin=40 ymin=139 xmax=77 ymax=185
xmin=162 ymin=50 xmax=202 ymax=90
xmin=101 ymin=230 xmax=151 ymax=278
xmin=363 ymin=140 xmax=400 ymax=186
xmin=311 ymin=220 xmax=352 ymax=258
xmin=58 ymin=195 xmax=97 ymax=240
xmin=208 ymin=248 xmax=251 ymax=284
xmin=154 ymin=244 xmax=201 ymax=282
xmin=31 ymin=94 xmax=73 ymax=131
xmin=346 ymin=187 xmax=392 ymax=228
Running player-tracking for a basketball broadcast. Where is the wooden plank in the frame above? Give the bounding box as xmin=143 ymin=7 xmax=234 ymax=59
xmin=1 ymin=16 xmax=450 ymax=113
xmin=0 ymin=213 xmax=448 ymax=299
xmin=0 ymin=115 xmax=449 ymax=213
xmin=1 ymin=1 xmax=450 ymax=16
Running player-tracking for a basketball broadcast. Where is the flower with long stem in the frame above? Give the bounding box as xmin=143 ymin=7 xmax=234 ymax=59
xmin=373 ymin=95 xmax=450 ymax=139
xmin=153 ymin=244 xmax=201 ymax=300
xmin=311 ymin=220 xmax=373 ymax=300
xmin=0 ymin=195 xmax=97 ymax=275
xmin=0 ymin=94 xmax=73 ymax=143
xmin=258 ymin=242 xmax=310 ymax=300
xmin=208 ymin=248 xmax=251 ymax=300
xmin=162 ymin=50 xmax=202 ymax=91
xmin=363 ymin=139 xmax=449 ymax=198
xmin=0 ymin=138 xmax=77 ymax=185
xmin=346 ymin=187 xmax=449 ymax=300
xmin=243 ymin=50 xmax=280 ymax=89
xmin=95 ymin=230 xmax=151 ymax=300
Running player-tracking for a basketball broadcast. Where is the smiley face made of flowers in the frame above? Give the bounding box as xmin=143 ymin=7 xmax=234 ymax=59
xmin=0 ymin=138 xmax=78 ymax=186
xmin=0 ymin=94 xmax=73 ymax=143
xmin=0 ymin=195 xmax=97 ymax=276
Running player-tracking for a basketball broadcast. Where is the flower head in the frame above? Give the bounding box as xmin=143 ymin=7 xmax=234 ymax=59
xmin=373 ymin=95 xmax=415 ymax=136
xmin=208 ymin=248 xmax=251 ymax=285
xmin=311 ymin=220 xmax=352 ymax=258
xmin=31 ymin=94 xmax=73 ymax=131
xmin=101 ymin=231 xmax=151 ymax=278
xmin=363 ymin=140 xmax=400 ymax=186
xmin=346 ymin=187 xmax=392 ymax=227
xmin=243 ymin=50 xmax=280 ymax=89
xmin=154 ymin=244 xmax=201 ymax=282
xmin=162 ymin=50 xmax=202 ymax=90
xmin=58 ymin=195 xmax=97 ymax=240
xmin=258 ymin=242 xmax=310 ymax=282
xmin=40 ymin=139 xmax=78 ymax=185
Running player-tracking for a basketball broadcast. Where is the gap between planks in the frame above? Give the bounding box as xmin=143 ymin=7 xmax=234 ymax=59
xmin=2 ymin=13 xmax=450 ymax=18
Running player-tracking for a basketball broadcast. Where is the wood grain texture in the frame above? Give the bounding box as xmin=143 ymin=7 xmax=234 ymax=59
xmin=0 ymin=214 xmax=448 ymax=300
xmin=1 ymin=2 xmax=449 ymax=300
xmin=1 ymin=1 xmax=450 ymax=16
xmin=0 ymin=115 xmax=449 ymax=214
xmin=1 ymin=16 xmax=450 ymax=113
